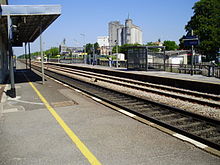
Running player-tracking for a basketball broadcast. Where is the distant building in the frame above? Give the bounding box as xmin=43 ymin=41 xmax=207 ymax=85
xmin=122 ymin=18 xmax=142 ymax=45
xmin=108 ymin=18 xmax=143 ymax=48
xmin=59 ymin=45 xmax=84 ymax=55
xmin=97 ymin=36 xmax=110 ymax=55
xmin=108 ymin=21 xmax=124 ymax=47
xmin=59 ymin=38 xmax=84 ymax=56
xmin=97 ymin=36 xmax=109 ymax=47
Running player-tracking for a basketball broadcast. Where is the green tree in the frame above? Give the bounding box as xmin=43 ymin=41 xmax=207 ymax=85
xmin=45 ymin=47 xmax=59 ymax=58
xmin=86 ymin=43 xmax=100 ymax=55
xmin=17 ymin=47 xmax=59 ymax=59
xmin=145 ymin=42 xmax=160 ymax=52
xmin=94 ymin=42 xmax=100 ymax=55
xmin=185 ymin=0 xmax=220 ymax=61
xmin=85 ymin=43 xmax=93 ymax=54
xmin=163 ymin=40 xmax=179 ymax=51
xmin=112 ymin=45 xmax=121 ymax=54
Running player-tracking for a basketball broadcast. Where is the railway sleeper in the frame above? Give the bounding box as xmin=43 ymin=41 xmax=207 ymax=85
xmin=191 ymin=127 xmax=218 ymax=136
xmin=114 ymin=100 xmax=139 ymax=104
xmin=134 ymin=106 xmax=154 ymax=111
xmin=145 ymin=109 xmax=177 ymax=116
xmin=135 ymin=108 xmax=158 ymax=114
xmin=199 ymin=132 xmax=220 ymax=140
xmin=124 ymin=102 xmax=146 ymax=106
xmin=126 ymin=104 xmax=150 ymax=109
xmin=154 ymin=114 xmax=182 ymax=121
xmin=167 ymin=117 xmax=195 ymax=126
xmin=104 ymin=97 xmax=133 ymax=102
xmin=155 ymin=114 xmax=180 ymax=120
xmin=140 ymin=111 xmax=168 ymax=117
xmin=189 ymin=123 xmax=214 ymax=131
xmin=179 ymin=122 xmax=208 ymax=130
xmin=208 ymin=136 xmax=220 ymax=144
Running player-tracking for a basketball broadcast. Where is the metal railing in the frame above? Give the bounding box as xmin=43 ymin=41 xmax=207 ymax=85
xmin=165 ymin=63 xmax=220 ymax=78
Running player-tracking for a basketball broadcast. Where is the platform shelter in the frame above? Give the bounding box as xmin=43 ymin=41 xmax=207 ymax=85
xmin=0 ymin=4 xmax=61 ymax=97
xmin=127 ymin=46 xmax=166 ymax=71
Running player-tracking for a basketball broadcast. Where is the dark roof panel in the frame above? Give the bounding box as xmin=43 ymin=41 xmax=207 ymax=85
xmin=0 ymin=5 xmax=61 ymax=46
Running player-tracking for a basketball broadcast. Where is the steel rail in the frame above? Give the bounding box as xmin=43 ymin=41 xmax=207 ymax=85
xmin=46 ymin=62 xmax=220 ymax=101
xmin=41 ymin=63 xmax=220 ymax=109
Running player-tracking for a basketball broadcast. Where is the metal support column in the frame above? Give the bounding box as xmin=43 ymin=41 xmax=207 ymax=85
xmin=7 ymin=15 xmax=16 ymax=98
xmin=28 ymin=43 xmax=31 ymax=70
xmin=40 ymin=25 xmax=45 ymax=84
xmin=116 ymin=42 xmax=118 ymax=68
xmin=25 ymin=43 xmax=27 ymax=69
xmin=146 ymin=47 xmax=148 ymax=71
xmin=92 ymin=44 xmax=95 ymax=65
xmin=191 ymin=30 xmax=194 ymax=76
xmin=163 ymin=48 xmax=166 ymax=71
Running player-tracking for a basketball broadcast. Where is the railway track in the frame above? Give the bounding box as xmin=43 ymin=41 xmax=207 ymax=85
xmin=42 ymin=62 xmax=220 ymax=109
xmin=30 ymin=62 xmax=220 ymax=152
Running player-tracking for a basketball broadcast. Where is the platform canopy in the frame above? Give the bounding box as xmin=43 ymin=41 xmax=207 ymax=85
xmin=0 ymin=5 xmax=61 ymax=46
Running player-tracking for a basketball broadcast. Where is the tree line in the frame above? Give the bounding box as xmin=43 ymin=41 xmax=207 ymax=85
xmin=18 ymin=47 xmax=59 ymax=59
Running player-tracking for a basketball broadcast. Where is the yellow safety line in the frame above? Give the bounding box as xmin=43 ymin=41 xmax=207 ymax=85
xmin=28 ymin=81 xmax=101 ymax=165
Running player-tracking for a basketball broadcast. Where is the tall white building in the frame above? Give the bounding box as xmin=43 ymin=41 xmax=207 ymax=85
xmin=97 ymin=36 xmax=110 ymax=55
xmin=97 ymin=36 xmax=109 ymax=47
xmin=108 ymin=18 xmax=143 ymax=47
xmin=108 ymin=21 xmax=124 ymax=47
xmin=123 ymin=19 xmax=142 ymax=45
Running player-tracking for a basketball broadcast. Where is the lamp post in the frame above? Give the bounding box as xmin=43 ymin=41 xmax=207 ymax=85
xmin=93 ymin=44 xmax=95 ymax=65
xmin=191 ymin=30 xmax=194 ymax=76
xmin=80 ymin=34 xmax=86 ymax=64
xmin=115 ymin=40 xmax=119 ymax=68
xmin=40 ymin=24 xmax=45 ymax=84
xmin=73 ymin=39 xmax=79 ymax=64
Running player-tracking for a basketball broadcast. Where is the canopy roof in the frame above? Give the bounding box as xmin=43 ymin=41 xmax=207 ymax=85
xmin=0 ymin=5 xmax=61 ymax=46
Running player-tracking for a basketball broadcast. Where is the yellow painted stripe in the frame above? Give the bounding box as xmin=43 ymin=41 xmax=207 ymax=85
xmin=28 ymin=81 xmax=101 ymax=165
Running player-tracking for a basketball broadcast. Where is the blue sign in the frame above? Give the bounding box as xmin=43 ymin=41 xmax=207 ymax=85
xmin=183 ymin=35 xmax=199 ymax=46
xmin=183 ymin=35 xmax=198 ymax=39
xmin=184 ymin=40 xmax=199 ymax=46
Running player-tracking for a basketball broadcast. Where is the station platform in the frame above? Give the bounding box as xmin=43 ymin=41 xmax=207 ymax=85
xmin=0 ymin=62 xmax=219 ymax=164
xmin=69 ymin=63 xmax=220 ymax=84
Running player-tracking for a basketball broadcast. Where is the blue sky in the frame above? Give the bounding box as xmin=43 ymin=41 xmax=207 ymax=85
xmin=9 ymin=0 xmax=199 ymax=55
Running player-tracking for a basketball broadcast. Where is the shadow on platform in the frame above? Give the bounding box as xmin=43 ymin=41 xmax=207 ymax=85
xmin=15 ymin=69 xmax=46 ymax=84
xmin=4 ymin=69 xmax=46 ymax=98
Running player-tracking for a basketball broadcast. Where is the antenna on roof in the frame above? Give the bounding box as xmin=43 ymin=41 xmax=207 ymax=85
xmin=128 ymin=13 xmax=130 ymax=19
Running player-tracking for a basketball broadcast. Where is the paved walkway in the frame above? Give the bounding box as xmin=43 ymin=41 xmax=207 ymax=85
xmin=0 ymin=62 xmax=219 ymax=164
